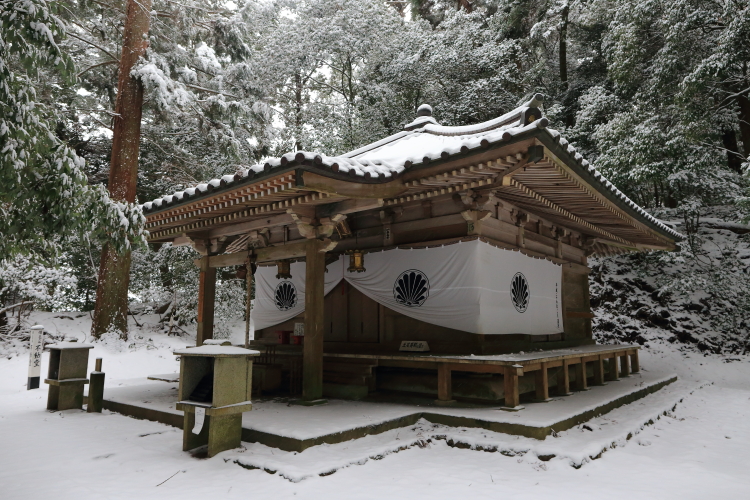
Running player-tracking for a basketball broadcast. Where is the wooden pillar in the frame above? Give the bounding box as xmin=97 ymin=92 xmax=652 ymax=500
xmin=244 ymin=257 xmax=254 ymax=349
xmin=196 ymin=256 xmax=216 ymax=346
xmin=437 ymin=364 xmax=453 ymax=402
xmin=608 ymin=353 xmax=619 ymax=381
xmin=593 ymin=355 xmax=605 ymax=385
xmin=620 ymin=352 xmax=631 ymax=377
xmin=575 ymin=359 xmax=588 ymax=391
xmin=302 ymin=239 xmax=326 ymax=402
xmin=631 ymin=350 xmax=640 ymax=373
xmin=503 ymin=365 xmax=522 ymax=408
xmin=557 ymin=359 xmax=571 ymax=396
xmin=534 ymin=362 xmax=550 ymax=401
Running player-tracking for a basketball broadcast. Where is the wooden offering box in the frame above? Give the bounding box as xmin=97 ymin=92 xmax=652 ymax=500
xmin=45 ymin=342 xmax=94 ymax=411
xmin=174 ymin=345 xmax=259 ymax=457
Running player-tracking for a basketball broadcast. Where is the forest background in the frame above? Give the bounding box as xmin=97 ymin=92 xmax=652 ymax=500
xmin=2 ymin=0 xmax=749 ymax=349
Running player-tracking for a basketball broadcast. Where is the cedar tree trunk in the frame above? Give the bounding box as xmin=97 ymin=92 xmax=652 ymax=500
xmin=91 ymin=0 xmax=151 ymax=339
xmin=560 ymin=3 xmax=573 ymax=127
xmin=737 ymin=93 xmax=750 ymax=159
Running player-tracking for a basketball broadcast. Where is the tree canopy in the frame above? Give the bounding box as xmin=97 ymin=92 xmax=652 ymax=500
xmin=1 ymin=0 xmax=749 ymax=336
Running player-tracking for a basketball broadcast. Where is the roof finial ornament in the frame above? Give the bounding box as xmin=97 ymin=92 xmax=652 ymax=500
xmin=404 ymin=104 xmax=438 ymax=130
xmin=417 ymin=104 xmax=432 ymax=117
xmin=526 ymin=93 xmax=545 ymax=109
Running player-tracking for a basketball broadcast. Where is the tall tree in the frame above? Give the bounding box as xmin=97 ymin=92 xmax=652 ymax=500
xmin=91 ymin=0 xmax=152 ymax=338
xmin=0 ymin=0 xmax=146 ymax=261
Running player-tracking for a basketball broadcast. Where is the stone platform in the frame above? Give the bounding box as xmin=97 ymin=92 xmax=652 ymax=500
xmin=99 ymin=370 xmax=676 ymax=452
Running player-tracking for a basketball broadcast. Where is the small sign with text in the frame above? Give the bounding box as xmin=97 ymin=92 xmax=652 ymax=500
xmin=27 ymin=325 xmax=44 ymax=390
xmin=399 ymin=340 xmax=429 ymax=352
xmin=293 ymin=323 xmax=305 ymax=337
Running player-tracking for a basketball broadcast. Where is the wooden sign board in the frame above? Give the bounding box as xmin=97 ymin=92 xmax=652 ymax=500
xmin=399 ymin=340 xmax=429 ymax=352
xmin=27 ymin=326 xmax=44 ymax=390
xmin=293 ymin=323 xmax=305 ymax=337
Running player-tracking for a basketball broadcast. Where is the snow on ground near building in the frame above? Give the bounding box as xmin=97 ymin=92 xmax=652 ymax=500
xmin=0 ymin=312 xmax=749 ymax=498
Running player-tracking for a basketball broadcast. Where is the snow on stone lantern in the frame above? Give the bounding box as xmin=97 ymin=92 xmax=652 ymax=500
xmin=174 ymin=343 xmax=260 ymax=457
xmin=45 ymin=342 xmax=94 ymax=411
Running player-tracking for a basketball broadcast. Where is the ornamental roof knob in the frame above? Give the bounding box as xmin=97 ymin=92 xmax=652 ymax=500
xmin=416 ymin=104 xmax=433 ymax=117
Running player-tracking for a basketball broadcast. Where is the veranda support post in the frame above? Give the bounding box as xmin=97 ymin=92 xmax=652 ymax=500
xmin=608 ymin=353 xmax=620 ymax=381
xmin=302 ymin=239 xmax=326 ymax=404
xmin=575 ymin=359 xmax=589 ymax=391
xmin=436 ymin=364 xmax=455 ymax=404
xmin=87 ymin=358 xmax=105 ymax=413
xmin=631 ymin=349 xmax=640 ymax=373
xmin=557 ymin=359 xmax=572 ymax=396
xmin=534 ymin=362 xmax=550 ymax=402
xmin=593 ymin=355 xmax=606 ymax=385
xmin=196 ymin=256 xmax=216 ymax=346
xmin=620 ymin=351 xmax=631 ymax=377
xmin=503 ymin=364 xmax=524 ymax=410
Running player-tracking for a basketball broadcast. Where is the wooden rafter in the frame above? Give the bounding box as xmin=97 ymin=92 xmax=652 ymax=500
xmin=147 ymin=190 xmax=337 ymax=241
xmin=500 ymin=178 xmax=634 ymax=247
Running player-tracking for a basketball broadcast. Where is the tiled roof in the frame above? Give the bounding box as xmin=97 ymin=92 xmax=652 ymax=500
xmin=142 ymin=94 xmax=682 ymax=241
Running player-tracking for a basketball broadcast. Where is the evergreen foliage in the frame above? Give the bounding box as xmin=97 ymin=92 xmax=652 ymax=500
xmin=2 ymin=0 xmax=749 ymax=340
xmin=0 ymin=0 xmax=147 ymax=262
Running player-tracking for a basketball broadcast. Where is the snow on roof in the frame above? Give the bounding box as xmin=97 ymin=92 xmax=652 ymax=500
xmin=142 ymin=94 xmax=682 ymax=241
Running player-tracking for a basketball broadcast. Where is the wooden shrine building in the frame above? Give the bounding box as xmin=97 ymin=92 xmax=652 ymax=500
xmin=143 ymin=95 xmax=681 ymax=408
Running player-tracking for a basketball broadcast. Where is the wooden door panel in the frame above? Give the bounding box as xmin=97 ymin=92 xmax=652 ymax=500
xmin=347 ymin=285 xmax=379 ymax=343
xmin=324 ymin=281 xmax=348 ymax=342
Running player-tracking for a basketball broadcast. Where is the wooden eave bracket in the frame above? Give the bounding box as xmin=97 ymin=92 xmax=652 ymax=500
xmin=247 ymin=228 xmax=270 ymax=248
xmin=288 ymin=206 xmax=350 ymax=240
xmin=173 ymin=234 xmax=212 ymax=256
xmin=461 ymin=209 xmax=493 ymax=223
xmin=511 ymin=209 xmax=530 ymax=227
xmin=318 ymin=213 xmax=348 ymax=239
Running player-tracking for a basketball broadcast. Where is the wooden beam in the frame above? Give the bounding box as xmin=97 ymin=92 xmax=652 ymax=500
xmin=301 ymin=171 xmax=407 ymax=199
xmin=197 ymin=239 xmax=337 ymax=268
xmin=445 ymin=363 xmax=505 ymax=374
xmin=302 ymin=239 xmax=327 ymax=402
xmin=206 ymin=213 xmax=295 ymax=239
xmin=196 ymin=257 xmax=216 ymax=346
xmin=320 ymin=197 xmax=384 ymax=216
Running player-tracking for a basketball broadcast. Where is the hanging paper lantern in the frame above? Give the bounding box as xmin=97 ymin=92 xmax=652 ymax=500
xmin=347 ymin=250 xmax=366 ymax=273
xmin=276 ymin=260 xmax=292 ymax=279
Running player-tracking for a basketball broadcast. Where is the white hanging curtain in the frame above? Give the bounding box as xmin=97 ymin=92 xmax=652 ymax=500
xmin=251 ymin=258 xmax=344 ymax=330
xmin=344 ymin=240 xmax=563 ymax=335
xmin=252 ymin=239 xmax=563 ymax=335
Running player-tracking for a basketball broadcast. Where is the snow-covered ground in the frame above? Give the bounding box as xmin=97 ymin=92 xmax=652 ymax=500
xmin=0 ymin=311 xmax=749 ymax=498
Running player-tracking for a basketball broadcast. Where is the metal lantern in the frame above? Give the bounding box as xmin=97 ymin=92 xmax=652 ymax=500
xmin=347 ymin=250 xmax=366 ymax=273
xmin=276 ymin=260 xmax=292 ymax=279
xmin=235 ymin=265 xmax=247 ymax=280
